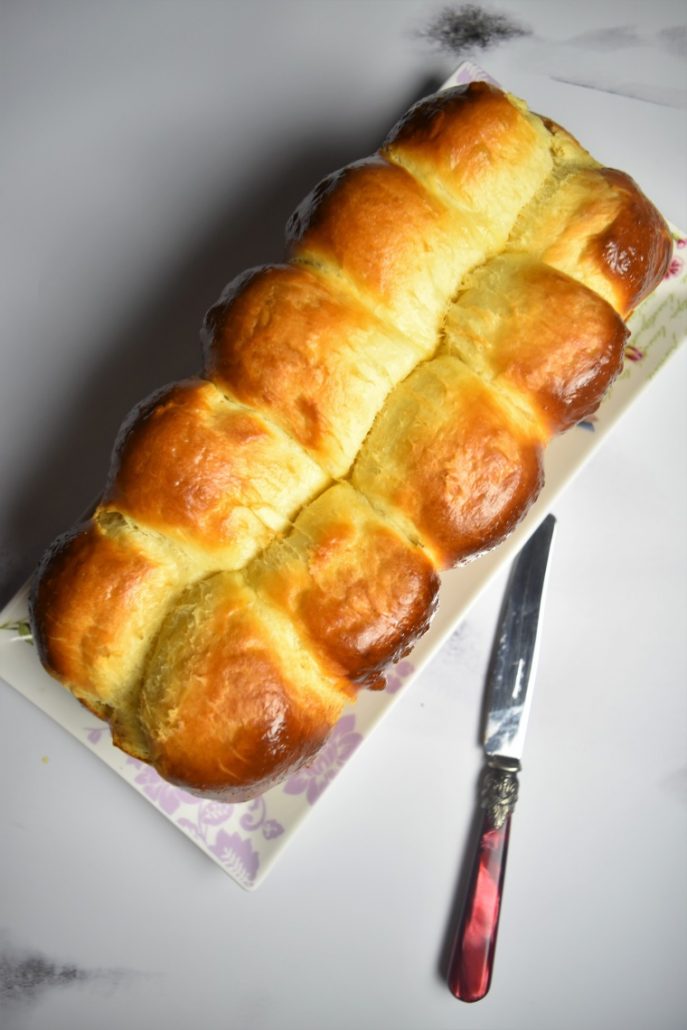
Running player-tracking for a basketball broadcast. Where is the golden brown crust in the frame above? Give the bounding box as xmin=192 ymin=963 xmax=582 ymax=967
xmin=140 ymin=574 xmax=350 ymax=800
xmin=352 ymin=358 xmax=544 ymax=570
xmin=30 ymin=515 xmax=189 ymax=713
xmin=445 ymin=255 xmax=629 ymax=434
xmin=103 ymin=378 xmax=326 ymax=568
xmin=510 ymin=166 xmax=672 ymax=317
xmin=381 ymin=82 xmax=553 ymax=228
xmin=30 ymin=520 xmax=140 ymax=692
xmin=287 ymin=156 xmax=488 ymax=346
xmin=203 ymin=264 xmax=423 ymax=476
xmin=589 ymin=169 xmax=672 ymax=315
xmin=251 ymin=484 xmax=440 ymax=687
xmin=29 ymin=80 xmax=672 ymax=799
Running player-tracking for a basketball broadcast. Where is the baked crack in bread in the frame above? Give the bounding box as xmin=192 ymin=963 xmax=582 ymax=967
xmin=29 ymin=83 xmax=671 ymax=800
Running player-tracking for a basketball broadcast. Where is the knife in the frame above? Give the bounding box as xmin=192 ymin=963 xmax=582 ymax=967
xmin=447 ymin=514 xmax=557 ymax=1003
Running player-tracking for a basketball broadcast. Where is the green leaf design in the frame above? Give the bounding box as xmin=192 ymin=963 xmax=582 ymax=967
xmin=0 ymin=618 xmax=34 ymax=644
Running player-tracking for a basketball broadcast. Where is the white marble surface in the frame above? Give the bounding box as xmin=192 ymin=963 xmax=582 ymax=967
xmin=1 ymin=3 xmax=686 ymax=1028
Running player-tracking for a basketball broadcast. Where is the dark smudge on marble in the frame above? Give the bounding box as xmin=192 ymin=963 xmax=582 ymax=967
xmin=437 ymin=622 xmax=480 ymax=675
xmin=657 ymin=25 xmax=687 ymax=59
xmin=414 ymin=5 xmax=686 ymax=110
xmin=548 ymin=74 xmax=685 ymax=109
xmin=419 ymin=3 xmax=531 ymax=55
xmin=567 ymin=23 xmax=687 ymax=60
xmin=567 ymin=26 xmax=645 ymax=51
xmin=567 ymin=23 xmax=687 ymax=61
xmin=0 ymin=940 xmax=144 ymax=1016
xmin=1 ymin=951 xmax=89 ymax=1002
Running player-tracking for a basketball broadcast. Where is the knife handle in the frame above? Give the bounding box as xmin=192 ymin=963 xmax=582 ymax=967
xmin=447 ymin=762 xmax=519 ymax=1003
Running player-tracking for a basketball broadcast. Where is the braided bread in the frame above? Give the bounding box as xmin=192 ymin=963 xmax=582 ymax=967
xmin=29 ymin=83 xmax=671 ymax=800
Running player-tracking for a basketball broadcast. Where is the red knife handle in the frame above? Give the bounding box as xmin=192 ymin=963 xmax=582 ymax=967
xmin=447 ymin=762 xmax=519 ymax=1003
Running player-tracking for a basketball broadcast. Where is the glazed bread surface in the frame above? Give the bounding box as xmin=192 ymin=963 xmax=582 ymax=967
xmin=30 ymin=82 xmax=672 ymax=800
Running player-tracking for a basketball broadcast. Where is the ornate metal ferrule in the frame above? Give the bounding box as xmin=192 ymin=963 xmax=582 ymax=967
xmin=480 ymin=759 xmax=520 ymax=829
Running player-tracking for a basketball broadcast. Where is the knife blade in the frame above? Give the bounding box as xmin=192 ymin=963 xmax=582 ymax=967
xmin=447 ymin=514 xmax=557 ymax=1003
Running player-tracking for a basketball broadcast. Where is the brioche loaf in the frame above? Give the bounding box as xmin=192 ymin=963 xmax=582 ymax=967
xmin=30 ymin=83 xmax=671 ymax=800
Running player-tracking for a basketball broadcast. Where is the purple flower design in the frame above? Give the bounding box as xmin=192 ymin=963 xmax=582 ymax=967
xmin=452 ymin=62 xmax=501 ymax=88
xmin=85 ymin=726 xmax=108 ymax=745
xmin=210 ymin=830 xmax=260 ymax=883
xmin=675 ymin=237 xmax=686 ymax=249
xmin=130 ymin=763 xmax=194 ymax=815
xmin=199 ymin=800 xmax=236 ymax=826
xmin=283 ymin=714 xmax=362 ymax=804
xmin=239 ymin=796 xmax=284 ymax=840
xmin=385 ymin=659 xmax=416 ymax=694
xmin=176 ymin=800 xmax=236 ymax=846
xmin=262 ymin=819 xmax=284 ymax=840
xmin=625 ymin=344 xmax=644 ymax=363
xmin=664 ymin=256 xmax=684 ymax=280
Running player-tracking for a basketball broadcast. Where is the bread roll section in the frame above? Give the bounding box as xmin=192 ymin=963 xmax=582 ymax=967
xmin=30 ymin=82 xmax=672 ymax=800
xmin=139 ymin=572 xmax=352 ymax=799
xmin=380 ymin=82 xmax=553 ymax=238
xmin=251 ymin=483 xmax=440 ymax=689
xmin=352 ymin=357 xmax=545 ymax=569
xmin=442 ymin=255 xmax=629 ymax=434
xmin=31 ymin=513 xmax=193 ymax=726
xmin=103 ymin=378 xmax=327 ymax=570
xmin=287 ymin=156 xmax=492 ymax=347
xmin=203 ymin=264 xmax=425 ymax=477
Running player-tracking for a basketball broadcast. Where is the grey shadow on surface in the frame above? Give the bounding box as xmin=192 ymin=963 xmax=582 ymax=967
xmin=0 ymin=73 xmax=445 ymax=608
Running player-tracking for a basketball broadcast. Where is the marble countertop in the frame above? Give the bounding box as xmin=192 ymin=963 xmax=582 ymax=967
xmin=1 ymin=3 xmax=685 ymax=1029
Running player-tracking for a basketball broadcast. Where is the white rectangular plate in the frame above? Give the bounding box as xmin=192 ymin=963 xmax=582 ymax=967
xmin=1 ymin=63 xmax=686 ymax=889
